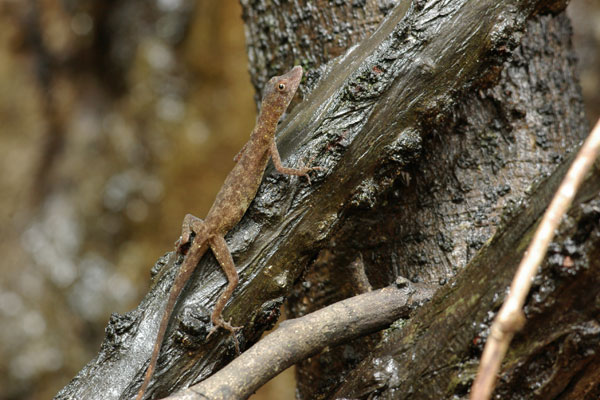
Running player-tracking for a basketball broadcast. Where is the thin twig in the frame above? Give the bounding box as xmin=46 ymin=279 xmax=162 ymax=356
xmin=470 ymin=118 xmax=600 ymax=400
xmin=163 ymin=282 xmax=436 ymax=400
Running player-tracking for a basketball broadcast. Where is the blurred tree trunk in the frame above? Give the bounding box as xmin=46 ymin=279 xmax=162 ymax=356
xmin=0 ymin=1 xmax=253 ymax=399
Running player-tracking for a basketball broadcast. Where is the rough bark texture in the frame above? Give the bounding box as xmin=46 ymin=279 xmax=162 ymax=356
xmin=284 ymin=10 xmax=589 ymax=399
xmin=333 ymin=152 xmax=600 ymax=399
xmin=241 ymin=2 xmax=590 ymax=399
xmin=55 ymin=0 xmax=595 ymax=399
xmin=241 ymin=0 xmax=401 ymax=102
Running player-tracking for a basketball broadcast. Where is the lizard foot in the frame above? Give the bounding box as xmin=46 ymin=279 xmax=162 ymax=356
xmin=207 ymin=318 xmax=243 ymax=355
xmin=299 ymin=164 xmax=325 ymax=185
xmin=300 ymin=153 xmax=325 ymax=184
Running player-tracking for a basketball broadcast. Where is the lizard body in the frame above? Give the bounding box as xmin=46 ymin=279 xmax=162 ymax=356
xmin=137 ymin=66 xmax=315 ymax=399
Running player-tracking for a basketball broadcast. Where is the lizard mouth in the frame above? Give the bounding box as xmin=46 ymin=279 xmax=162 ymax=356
xmin=289 ymin=65 xmax=303 ymax=79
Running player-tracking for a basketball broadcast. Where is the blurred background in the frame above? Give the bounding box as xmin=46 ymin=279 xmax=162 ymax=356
xmin=0 ymin=0 xmax=597 ymax=399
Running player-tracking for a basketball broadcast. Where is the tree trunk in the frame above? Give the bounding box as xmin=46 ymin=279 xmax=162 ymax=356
xmin=56 ymin=0 xmax=597 ymax=399
xmin=242 ymin=0 xmax=594 ymax=399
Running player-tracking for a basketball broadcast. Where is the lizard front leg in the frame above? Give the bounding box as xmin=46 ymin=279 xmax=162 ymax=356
xmin=269 ymin=140 xmax=322 ymax=183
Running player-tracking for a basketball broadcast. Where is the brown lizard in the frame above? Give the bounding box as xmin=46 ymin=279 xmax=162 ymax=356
xmin=136 ymin=65 xmax=317 ymax=399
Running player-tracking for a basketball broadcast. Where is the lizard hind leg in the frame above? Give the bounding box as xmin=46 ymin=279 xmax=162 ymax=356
xmin=137 ymin=215 xmax=210 ymax=400
xmin=207 ymin=234 xmax=243 ymax=353
xmin=176 ymin=213 xmax=208 ymax=252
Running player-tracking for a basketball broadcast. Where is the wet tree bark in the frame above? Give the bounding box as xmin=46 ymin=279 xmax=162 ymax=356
xmin=242 ymin=0 xmax=595 ymax=399
xmin=56 ymin=0 xmax=599 ymax=399
xmin=332 ymin=151 xmax=600 ymax=399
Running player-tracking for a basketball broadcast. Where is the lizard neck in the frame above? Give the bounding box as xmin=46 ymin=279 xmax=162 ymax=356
xmin=252 ymin=106 xmax=281 ymax=143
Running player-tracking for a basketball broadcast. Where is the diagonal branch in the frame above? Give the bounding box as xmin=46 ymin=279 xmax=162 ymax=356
xmin=471 ymin=118 xmax=600 ymax=400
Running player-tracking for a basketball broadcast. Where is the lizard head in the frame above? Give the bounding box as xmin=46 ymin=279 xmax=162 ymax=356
xmin=260 ymin=65 xmax=303 ymax=120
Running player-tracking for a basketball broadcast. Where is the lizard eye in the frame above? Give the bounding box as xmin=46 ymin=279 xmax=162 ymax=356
xmin=278 ymin=83 xmax=286 ymax=91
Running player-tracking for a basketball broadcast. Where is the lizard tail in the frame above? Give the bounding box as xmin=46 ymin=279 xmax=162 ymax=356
xmin=136 ymin=239 xmax=209 ymax=400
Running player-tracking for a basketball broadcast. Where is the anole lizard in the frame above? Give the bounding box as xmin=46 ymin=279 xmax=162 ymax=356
xmin=137 ymin=65 xmax=317 ymax=399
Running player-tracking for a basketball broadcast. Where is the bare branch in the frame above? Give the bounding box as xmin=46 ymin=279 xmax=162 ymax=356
xmin=164 ymin=282 xmax=436 ymax=400
xmin=471 ymin=117 xmax=600 ymax=400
